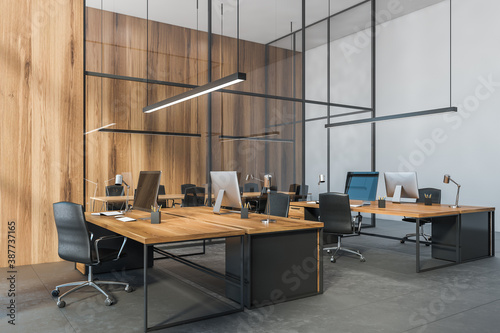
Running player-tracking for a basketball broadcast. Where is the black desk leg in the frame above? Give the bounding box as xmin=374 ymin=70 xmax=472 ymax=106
xmin=144 ymin=244 xmax=148 ymax=333
xmin=416 ymin=218 xmax=420 ymax=273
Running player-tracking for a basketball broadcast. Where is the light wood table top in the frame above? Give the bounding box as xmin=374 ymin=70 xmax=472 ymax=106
xmin=162 ymin=207 xmax=323 ymax=235
xmin=290 ymin=201 xmax=495 ymax=218
xmin=85 ymin=210 xmax=244 ymax=245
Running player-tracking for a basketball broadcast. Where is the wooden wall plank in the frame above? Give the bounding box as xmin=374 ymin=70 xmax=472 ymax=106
xmin=0 ymin=0 xmax=83 ymax=267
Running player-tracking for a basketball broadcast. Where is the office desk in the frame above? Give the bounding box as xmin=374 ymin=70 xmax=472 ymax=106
xmin=85 ymin=207 xmax=323 ymax=330
xmin=290 ymin=201 xmax=495 ymax=273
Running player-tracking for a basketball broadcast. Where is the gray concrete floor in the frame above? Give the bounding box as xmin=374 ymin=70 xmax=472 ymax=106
xmin=1 ymin=219 xmax=499 ymax=333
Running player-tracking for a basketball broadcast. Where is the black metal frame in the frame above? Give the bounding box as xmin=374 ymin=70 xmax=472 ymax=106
xmin=143 ymin=235 xmax=244 ymax=332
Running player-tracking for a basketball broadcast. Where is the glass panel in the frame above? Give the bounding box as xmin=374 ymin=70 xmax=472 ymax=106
xmin=212 ymin=92 xmax=302 ymax=190
xmin=330 ymin=1 xmax=372 ymax=108
xmin=305 ymin=104 xmax=328 ymax=201
xmin=305 ymin=20 xmax=328 ymax=102
xmin=329 ymin=108 xmax=372 ymax=193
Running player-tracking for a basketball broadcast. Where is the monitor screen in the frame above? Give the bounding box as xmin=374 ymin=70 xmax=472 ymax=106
xmin=384 ymin=172 xmax=419 ymax=200
xmin=345 ymin=172 xmax=379 ymax=202
xmin=133 ymin=171 xmax=162 ymax=211
xmin=211 ymin=171 xmax=242 ymax=213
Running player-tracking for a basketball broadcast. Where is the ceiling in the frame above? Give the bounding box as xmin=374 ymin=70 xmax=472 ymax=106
xmin=86 ymin=0 xmax=447 ymax=49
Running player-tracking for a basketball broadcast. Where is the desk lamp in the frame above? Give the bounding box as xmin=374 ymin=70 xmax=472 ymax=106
xmin=318 ymin=174 xmax=325 ymax=200
xmin=115 ymin=174 xmax=130 ymax=213
xmin=261 ymin=174 xmax=275 ymax=223
xmin=443 ymin=174 xmax=460 ymax=208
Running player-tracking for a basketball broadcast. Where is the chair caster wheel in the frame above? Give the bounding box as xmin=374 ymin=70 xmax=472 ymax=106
xmin=425 ymin=243 xmax=431 ymax=247
xmin=125 ymin=285 xmax=134 ymax=293
xmin=326 ymin=250 xmax=331 ymax=254
xmin=400 ymin=239 xmax=405 ymax=244
xmin=57 ymin=300 xmax=66 ymax=308
xmin=51 ymin=289 xmax=60 ymax=297
xmin=104 ymin=298 xmax=114 ymax=306
xmin=330 ymin=257 xmax=336 ymax=263
xmin=360 ymin=258 xmax=366 ymax=262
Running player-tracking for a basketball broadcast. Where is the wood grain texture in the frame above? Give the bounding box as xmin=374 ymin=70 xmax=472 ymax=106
xmin=0 ymin=0 xmax=83 ymax=267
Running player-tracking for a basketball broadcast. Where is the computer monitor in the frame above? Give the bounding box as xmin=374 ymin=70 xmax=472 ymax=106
xmin=384 ymin=172 xmax=419 ymax=203
xmin=210 ymin=171 xmax=242 ymax=214
xmin=345 ymin=172 xmax=379 ymax=204
xmin=133 ymin=171 xmax=162 ymax=211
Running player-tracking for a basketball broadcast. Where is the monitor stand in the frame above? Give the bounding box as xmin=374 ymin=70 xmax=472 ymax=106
xmin=392 ymin=185 xmax=402 ymax=203
xmin=213 ymin=189 xmax=225 ymax=214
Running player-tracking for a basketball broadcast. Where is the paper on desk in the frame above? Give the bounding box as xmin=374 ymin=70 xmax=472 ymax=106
xmin=116 ymin=217 xmax=136 ymax=222
xmin=100 ymin=211 xmax=123 ymax=216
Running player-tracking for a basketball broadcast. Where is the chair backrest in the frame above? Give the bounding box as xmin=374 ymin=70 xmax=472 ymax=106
xmin=158 ymin=185 xmax=166 ymax=195
xmin=289 ymin=184 xmax=299 ymax=193
xmin=265 ymin=193 xmax=290 ymax=217
xmin=244 ymin=182 xmax=259 ymax=193
xmin=417 ymin=188 xmax=441 ymax=204
xmin=184 ymin=187 xmax=205 ymax=207
xmin=106 ymin=185 xmax=124 ymax=196
xmin=296 ymin=185 xmax=309 ymax=200
xmin=319 ymin=193 xmax=353 ymax=235
xmin=53 ymin=202 xmax=92 ymax=265
xmin=181 ymin=184 xmax=196 ymax=194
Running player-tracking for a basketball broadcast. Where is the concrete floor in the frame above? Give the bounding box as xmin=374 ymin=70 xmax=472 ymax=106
xmin=1 ymin=219 xmax=499 ymax=333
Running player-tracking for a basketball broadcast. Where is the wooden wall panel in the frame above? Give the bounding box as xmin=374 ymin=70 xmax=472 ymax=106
xmin=0 ymin=0 xmax=83 ymax=267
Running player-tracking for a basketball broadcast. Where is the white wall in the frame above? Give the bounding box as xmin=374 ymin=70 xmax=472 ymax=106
xmin=305 ymin=0 xmax=500 ymax=227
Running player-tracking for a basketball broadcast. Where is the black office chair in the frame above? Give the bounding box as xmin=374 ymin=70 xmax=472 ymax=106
xmin=401 ymin=188 xmax=441 ymax=245
xmin=180 ymin=184 xmax=196 ymax=206
xmin=265 ymin=192 xmax=290 ymax=217
xmin=157 ymin=184 xmax=167 ymax=208
xmin=105 ymin=185 xmax=124 ymax=210
xmin=296 ymin=185 xmax=309 ymax=201
xmin=183 ymin=187 xmax=205 ymax=207
xmin=320 ymin=193 xmax=365 ymax=263
xmin=51 ymin=202 xmax=133 ymax=308
xmin=244 ymin=182 xmax=260 ymax=193
xmin=289 ymin=184 xmax=299 ymax=201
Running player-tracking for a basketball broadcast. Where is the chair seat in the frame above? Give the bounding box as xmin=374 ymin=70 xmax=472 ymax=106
xmin=401 ymin=217 xmax=428 ymax=225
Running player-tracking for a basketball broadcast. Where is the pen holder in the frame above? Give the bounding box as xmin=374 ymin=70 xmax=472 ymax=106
xmin=378 ymin=199 xmax=386 ymax=208
xmin=151 ymin=211 xmax=161 ymax=224
xmin=241 ymin=207 xmax=249 ymax=219
xmin=424 ymin=197 xmax=432 ymax=206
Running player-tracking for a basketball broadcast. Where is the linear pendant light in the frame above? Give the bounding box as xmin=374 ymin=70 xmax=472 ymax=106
xmin=325 ymin=107 xmax=457 ymax=128
xmin=143 ymin=72 xmax=246 ymax=113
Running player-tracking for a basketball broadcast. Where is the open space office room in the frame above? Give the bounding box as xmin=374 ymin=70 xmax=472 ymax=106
xmin=1 ymin=0 xmax=500 ymax=332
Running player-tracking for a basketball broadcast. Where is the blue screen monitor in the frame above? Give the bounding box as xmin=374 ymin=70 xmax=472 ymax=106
xmin=344 ymin=172 xmax=379 ymax=202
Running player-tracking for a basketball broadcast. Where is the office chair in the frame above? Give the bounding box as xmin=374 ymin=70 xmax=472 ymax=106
xmin=288 ymin=184 xmax=299 ymax=201
xmin=105 ymin=185 xmax=124 ymax=210
xmin=51 ymin=202 xmax=133 ymax=308
xmin=244 ymin=182 xmax=260 ymax=193
xmin=296 ymin=185 xmax=309 ymax=201
xmin=157 ymin=184 xmax=167 ymax=208
xmin=401 ymin=188 xmax=441 ymax=245
xmin=265 ymin=192 xmax=290 ymax=217
xmin=180 ymin=184 xmax=196 ymax=206
xmin=183 ymin=187 xmax=205 ymax=207
xmin=320 ymin=193 xmax=365 ymax=263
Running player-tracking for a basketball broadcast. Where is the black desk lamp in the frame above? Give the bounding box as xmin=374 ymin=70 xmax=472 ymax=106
xmin=115 ymin=174 xmax=130 ymax=213
xmin=443 ymin=174 xmax=460 ymax=208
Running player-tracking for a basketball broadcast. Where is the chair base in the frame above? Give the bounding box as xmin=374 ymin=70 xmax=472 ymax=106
xmin=324 ymin=236 xmax=365 ymax=263
xmin=52 ymin=265 xmax=133 ymax=308
xmin=401 ymin=225 xmax=431 ymax=246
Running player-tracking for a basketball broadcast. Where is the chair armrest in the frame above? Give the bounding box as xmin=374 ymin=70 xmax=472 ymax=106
xmin=94 ymin=235 xmax=128 ymax=264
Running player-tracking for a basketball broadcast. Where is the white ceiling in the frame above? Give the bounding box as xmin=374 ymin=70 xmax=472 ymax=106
xmin=86 ymin=0 xmax=446 ymax=48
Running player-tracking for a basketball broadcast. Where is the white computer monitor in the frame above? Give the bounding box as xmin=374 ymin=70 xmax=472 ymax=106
xmin=210 ymin=171 xmax=242 ymax=214
xmin=384 ymin=172 xmax=419 ymax=203
xmin=133 ymin=171 xmax=162 ymax=211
